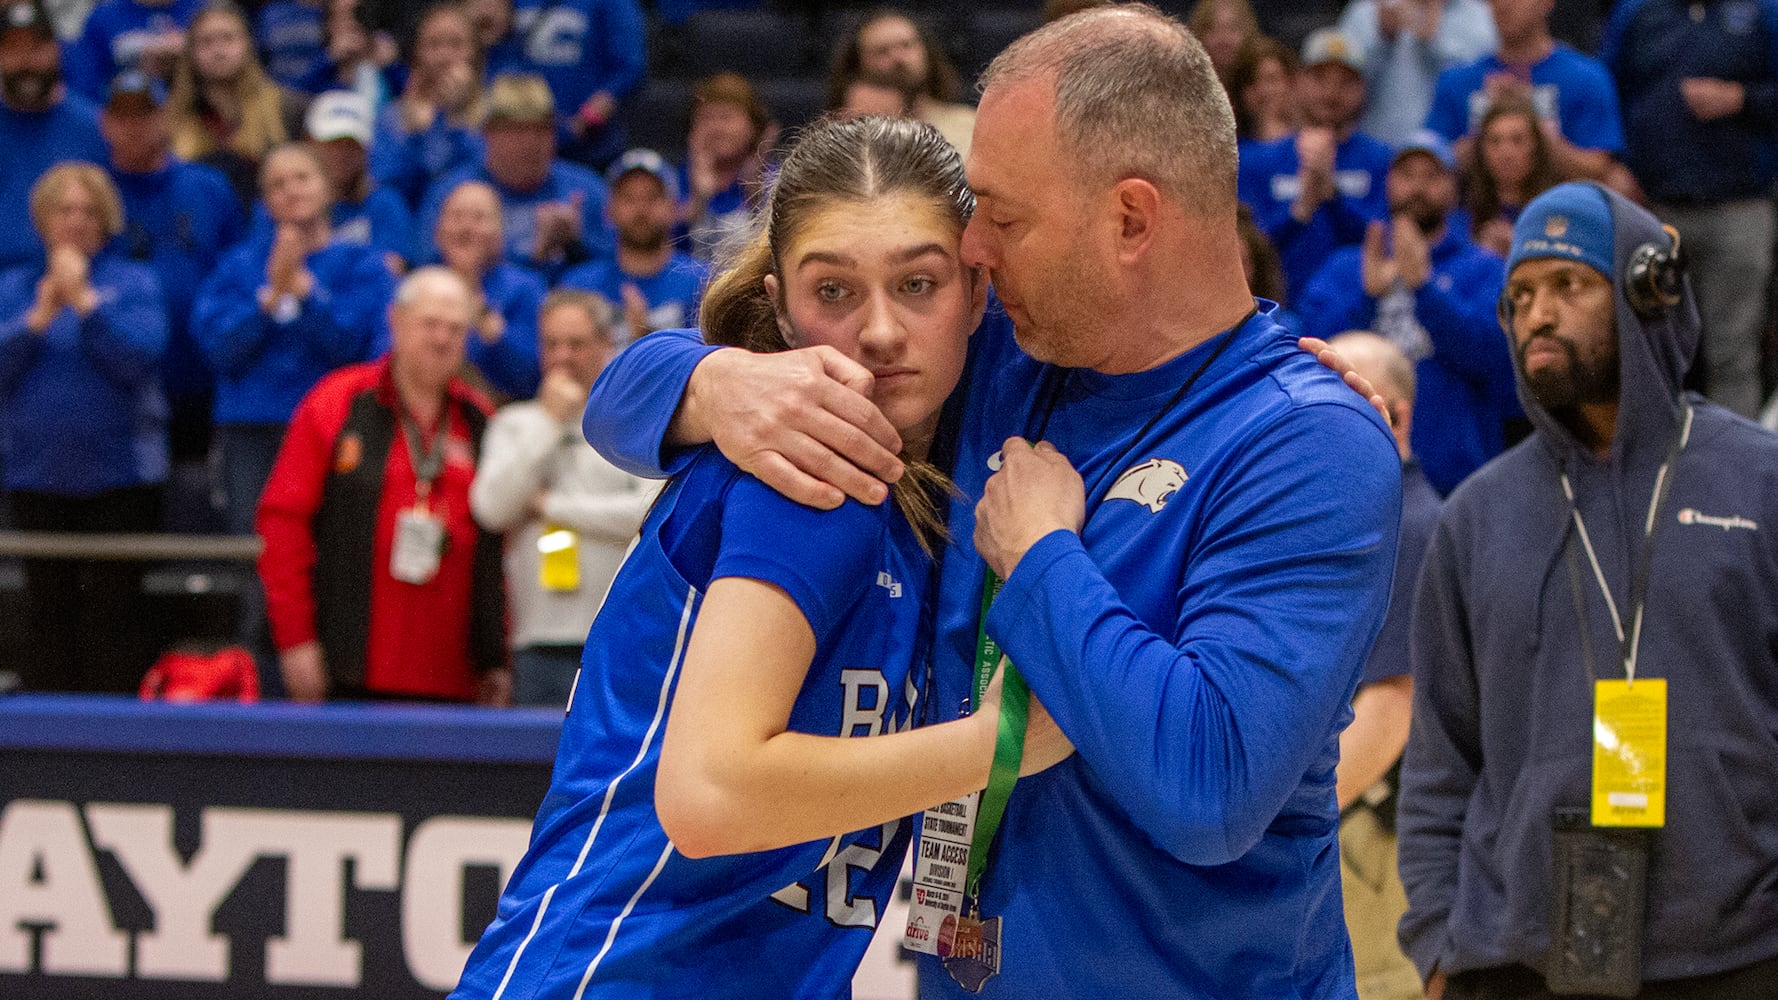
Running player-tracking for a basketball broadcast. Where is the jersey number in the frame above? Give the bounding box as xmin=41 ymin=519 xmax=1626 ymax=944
xmin=769 ymin=819 xmax=896 ymax=929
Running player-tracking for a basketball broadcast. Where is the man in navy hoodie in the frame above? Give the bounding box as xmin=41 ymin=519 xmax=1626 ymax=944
xmin=1398 ymin=182 xmax=1778 ymax=998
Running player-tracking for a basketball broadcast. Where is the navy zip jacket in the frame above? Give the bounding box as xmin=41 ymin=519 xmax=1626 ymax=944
xmin=1603 ymin=0 xmax=1778 ymax=204
xmin=1398 ymin=186 xmax=1778 ymax=982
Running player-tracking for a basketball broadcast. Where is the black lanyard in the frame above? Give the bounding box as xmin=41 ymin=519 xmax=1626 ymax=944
xmin=1027 ymin=307 xmax=1252 ymax=508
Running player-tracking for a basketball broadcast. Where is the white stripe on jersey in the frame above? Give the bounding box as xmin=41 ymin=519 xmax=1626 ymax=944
xmin=571 ymin=842 xmax=676 ymax=1000
xmin=490 ymin=586 xmax=699 ymax=1000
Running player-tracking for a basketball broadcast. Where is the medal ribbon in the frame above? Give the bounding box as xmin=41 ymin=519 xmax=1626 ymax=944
xmin=965 ymin=570 xmax=1025 ymax=905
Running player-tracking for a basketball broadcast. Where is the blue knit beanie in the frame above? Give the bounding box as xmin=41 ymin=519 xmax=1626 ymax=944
xmin=1505 ymin=182 xmax=1616 ymax=280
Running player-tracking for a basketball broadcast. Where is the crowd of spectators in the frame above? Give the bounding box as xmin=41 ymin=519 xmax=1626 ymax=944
xmin=2 ymin=0 xmax=1776 ymax=712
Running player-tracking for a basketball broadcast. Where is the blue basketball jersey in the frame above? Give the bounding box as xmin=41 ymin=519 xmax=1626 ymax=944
xmin=451 ymin=448 xmax=927 ymax=999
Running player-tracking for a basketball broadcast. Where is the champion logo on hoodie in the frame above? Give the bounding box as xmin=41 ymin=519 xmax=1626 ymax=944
xmin=1676 ymin=508 xmax=1759 ymax=532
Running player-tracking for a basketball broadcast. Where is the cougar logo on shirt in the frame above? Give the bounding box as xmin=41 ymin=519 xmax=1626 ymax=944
xmin=1106 ymin=459 xmax=1188 ymax=514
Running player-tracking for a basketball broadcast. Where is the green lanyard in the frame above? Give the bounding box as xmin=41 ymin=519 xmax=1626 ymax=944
xmin=966 ymin=569 xmax=1026 ymax=904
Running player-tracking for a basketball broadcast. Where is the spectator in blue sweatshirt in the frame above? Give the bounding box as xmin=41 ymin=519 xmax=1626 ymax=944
xmin=1424 ymin=0 xmax=1623 ymax=181
xmin=379 ymin=178 xmax=542 ymax=399
xmin=253 ymin=0 xmax=323 ymax=92
xmin=65 ymin=0 xmax=197 ymax=102
xmin=490 ymin=0 xmax=645 ymax=169
xmin=559 ymin=148 xmax=708 ymax=343
xmin=1603 ymin=0 xmax=1778 ymax=420
xmin=0 ymin=163 xmax=168 ymax=692
xmin=101 ymin=67 xmax=244 ymax=464
xmin=1238 ymin=28 xmax=1393 ymax=302
xmin=416 ymin=72 xmax=613 ymax=282
xmin=191 ymin=141 xmax=395 ymax=535
xmin=0 ymin=0 xmax=109 ymax=270
xmin=370 ymin=2 xmax=486 ymax=208
xmin=246 ymin=89 xmax=413 ymax=268
xmin=1298 ymin=131 xmax=1516 ymax=495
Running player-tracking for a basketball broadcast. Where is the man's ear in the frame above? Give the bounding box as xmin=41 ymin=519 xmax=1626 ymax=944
xmin=1111 ymin=177 xmax=1161 ymax=264
xmin=762 ymin=272 xmax=795 ymax=346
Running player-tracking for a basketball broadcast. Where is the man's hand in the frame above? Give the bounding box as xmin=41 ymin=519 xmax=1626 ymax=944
xmin=974 ymin=439 xmax=1085 ymax=580
xmin=1292 ymin=128 xmax=1338 ymax=222
xmin=538 ymin=368 xmax=589 ymax=424
xmin=1377 ymin=0 xmax=1406 ymax=39
xmin=620 ymin=283 xmax=651 ymax=337
xmin=532 ymin=192 xmax=585 ymax=262
xmin=1298 ymin=336 xmax=1391 ymax=425
xmin=680 ymin=346 xmax=903 ymax=509
xmin=1476 ymin=216 xmax=1514 ymax=257
xmin=573 ymin=91 xmax=616 ymax=136
xmin=478 ymin=667 xmax=513 ymax=707
xmin=1482 ymin=70 xmax=1531 ymax=103
xmin=1425 ymin=969 xmax=1446 ymax=1000
xmin=280 ymin=641 xmax=329 ymax=703
xmin=1393 ymin=215 xmax=1432 ymax=291
xmin=1411 ymin=0 xmax=1441 ymax=41
xmin=1361 ymin=220 xmax=1399 ymax=298
xmin=1681 ymin=77 xmax=1745 ymax=121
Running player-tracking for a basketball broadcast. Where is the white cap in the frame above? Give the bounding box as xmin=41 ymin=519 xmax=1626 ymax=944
xmin=306 ymin=90 xmax=374 ymax=146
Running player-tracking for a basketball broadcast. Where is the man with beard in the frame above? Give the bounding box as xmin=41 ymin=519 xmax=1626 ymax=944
xmin=1398 ymin=182 xmax=1778 ymax=999
xmin=1299 ymin=130 xmax=1515 ymax=494
xmin=559 ymin=149 xmax=708 ymax=344
xmin=0 ymin=0 xmax=108 ymax=270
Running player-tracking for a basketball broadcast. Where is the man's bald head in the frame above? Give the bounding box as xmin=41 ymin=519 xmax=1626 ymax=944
xmin=1328 ymin=330 xmax=1416 ymax=458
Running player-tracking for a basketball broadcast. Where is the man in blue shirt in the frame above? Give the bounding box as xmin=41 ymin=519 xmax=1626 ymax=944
xmin=1424 ymin=0 xmax=1623 ymax=181
xmin=1238 ymin=27 xmax=1394 ymax=301
xmin=582 ymin=8 xmax=1402 ymax=996
xmin=0 ymin=0 xmax=108 ymax=270
xmin=1298 ymin=131 xmax=1516 ymax=495
xmin=417 ymin=73 xmax=614 ymax=282
xmin=559 ymin=148 xmax=708 ymax=343
xmin=1603 ymin=0 xmax=1778 ymax=419
xmin=64 ymin=0 xmax=197 ymax=102
xmin=488 ymin=0 xmax=646 ymax=169
xmin=101 ymin=68 xmax=244 ymax=465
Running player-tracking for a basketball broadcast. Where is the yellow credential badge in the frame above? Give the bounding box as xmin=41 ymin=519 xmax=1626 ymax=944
xmin=1592 ymin=678 xmax=1666 ymax=828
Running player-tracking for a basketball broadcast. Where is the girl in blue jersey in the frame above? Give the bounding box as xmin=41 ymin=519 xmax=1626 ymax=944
xmin=451 ymin=116 xmax=1070 ymax=1000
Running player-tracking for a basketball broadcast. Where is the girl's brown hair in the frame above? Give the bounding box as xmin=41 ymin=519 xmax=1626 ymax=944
xmin=1468 ymin=93 xmax=1559 ymax=239
xmin=168 ymin=3 xmax=289 ymax=163
xmin=701 ymin=115 xmax=974 ymax=552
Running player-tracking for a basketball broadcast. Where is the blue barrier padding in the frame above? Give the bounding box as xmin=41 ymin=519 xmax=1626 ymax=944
xmin=0 ymin=694 xmax=564 ymax=763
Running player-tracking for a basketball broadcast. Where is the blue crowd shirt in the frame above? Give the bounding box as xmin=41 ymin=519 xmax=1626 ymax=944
xmin=0 ymin=95 xmax=109 ymax=271
xmin=1424 ymin=43 xmax=1625 ymax=152
xmin=558 ymin=253 xmax=710 ymax=342
xmin=1238 ymin=130 xmax=1394 ymax=302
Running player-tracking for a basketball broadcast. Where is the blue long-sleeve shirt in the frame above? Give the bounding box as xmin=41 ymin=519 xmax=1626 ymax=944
xmin=109 ymin=158 xmax=247 ymax=403
xmin=0 ymin=253 xmax=169 ymax=494
xmin=370 ymin=103 xmax=487 ymax=209
xmin=254 ymin=0 xmax=325 ymax=92
xmin=1238 ymin=131 xmax=1394 ymax=303
xmin=581 ymin=303 xmax=1403 ymax=997
xmin=64 ymin=0 xmax=202 ymax=102
xmin=0 ymin=95 xmax=109 ymax=271
xmin=190 ymin=235 xmax=394 ymax=425
xmin=1602 ymin=0 xmax=1778 ymax=204
xmin=1297 ymin=228 xmax=1518 ymax=494
xmin=1424 ymin=43 xmax=1625 ymax=152
xmin=504 ymin=0 xmax=646 ymax=115
xmin=247 ymin=186 xmax=417 ymax=266
xmin=416 ymin=161 xmax=614 ymax=280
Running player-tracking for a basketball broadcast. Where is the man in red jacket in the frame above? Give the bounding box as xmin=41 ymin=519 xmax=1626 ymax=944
xmin=257 ymin=266 xmax=511 ymax=704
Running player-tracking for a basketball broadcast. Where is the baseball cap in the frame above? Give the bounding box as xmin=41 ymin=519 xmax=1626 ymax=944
xmin=1506 ymin=182 xmax=1616 ymax=279
xmin=1392 ymin=129 xmax=1456 ymax=172
xmin=1300 ymin=28 xmax=1363 ymax=74
xmin=485 ymin=73 xmax=556 ymax=126
xmin=106 ymin=68 xmax=166 ymax=112
xmin=1 ymin=0 xmax=53 ymax=40
xmin=306 ymin=90 xmax=373 ymax=146
xmin=605 ymin=148 xmax=680 ymax=201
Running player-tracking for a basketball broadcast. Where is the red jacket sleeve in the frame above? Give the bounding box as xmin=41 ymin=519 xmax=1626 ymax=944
xmin=255 ymin=380 xmax=343 ymax=651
